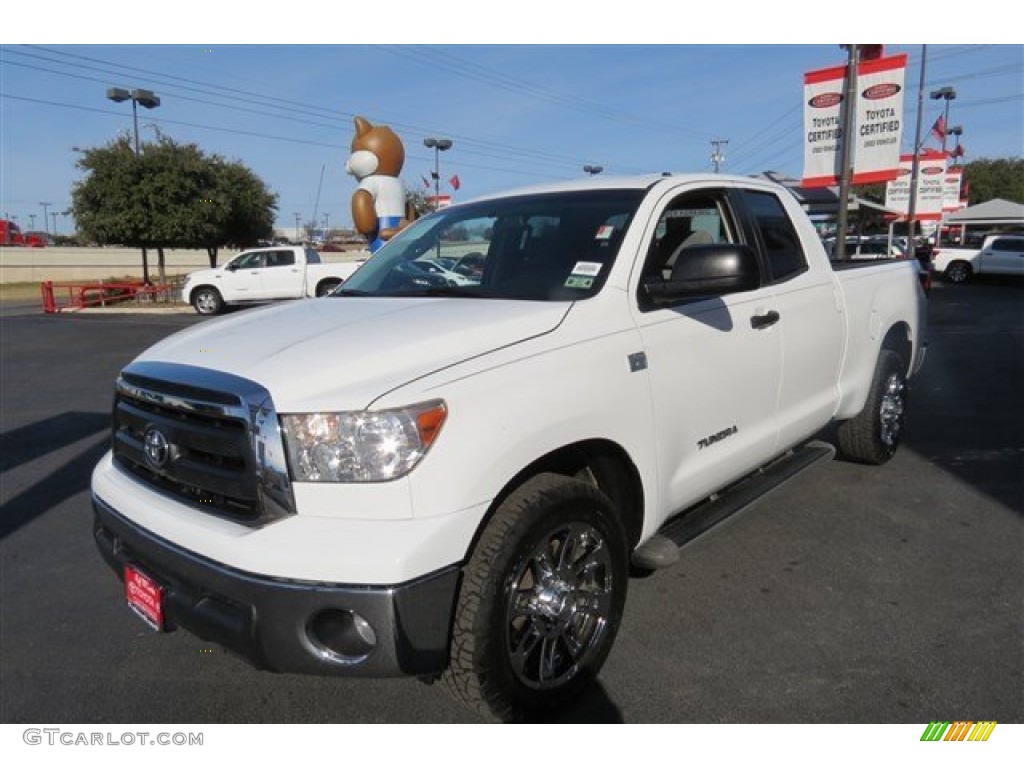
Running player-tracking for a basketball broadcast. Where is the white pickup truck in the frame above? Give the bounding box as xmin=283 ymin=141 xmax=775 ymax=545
xmin=932 ymin=232 xmax=1024 ymax=283
xmin=93 ymin=175 xmax=926 ymax=721
xmin=181 ymin=245 xmax=363 ymax=314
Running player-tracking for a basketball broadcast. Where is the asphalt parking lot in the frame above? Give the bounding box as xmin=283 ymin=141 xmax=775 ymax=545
xmin=1 ymin=282 xmax=1021 ymax=724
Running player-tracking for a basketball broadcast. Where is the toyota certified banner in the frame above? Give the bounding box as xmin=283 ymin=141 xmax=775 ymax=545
xmin=943 ymin=166 xmax=964 ymax=213
xmin=884 ymin=150 xmax=948 ymax=221
xmin=803 ymin=54 xmax=907 ymax=188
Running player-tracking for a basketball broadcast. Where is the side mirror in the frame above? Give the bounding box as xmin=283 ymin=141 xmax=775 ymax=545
xmin=642 ymin=243 xmax=761 ymax=304
xmin=225 ymin=262 xmax=238 ymax=272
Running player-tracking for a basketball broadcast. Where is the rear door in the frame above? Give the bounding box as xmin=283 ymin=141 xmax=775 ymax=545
xmin=979 ymin=236 xmax=1024 ymax=275
xmin=629 ymin=184 xmax=783 ymax=513
xmin=259 ymin=249 xmax=304 ymax=298
xmin=735 ymin=189 xmax=845 ymax=450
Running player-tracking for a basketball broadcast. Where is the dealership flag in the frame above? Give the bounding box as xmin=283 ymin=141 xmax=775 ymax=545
xmin=930 ymin=114 xmax=946 ymax=144
xmin=884 ymin=149 xmax=948 ymax=221
xmin=421 ymin=174 xmax=431 ymax=189
xmin=803 ymin=53 xmax=907 ymax=188
xmin=449 ymin=174 xmax=461 ymax=191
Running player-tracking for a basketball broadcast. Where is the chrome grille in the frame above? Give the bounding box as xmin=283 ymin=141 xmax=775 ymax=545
xmin=111 ymin=362 xmax=295 ymax=527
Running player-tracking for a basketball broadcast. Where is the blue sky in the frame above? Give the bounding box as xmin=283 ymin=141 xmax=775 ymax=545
xmin=2 ymin=8 xmax=1021 ymax=235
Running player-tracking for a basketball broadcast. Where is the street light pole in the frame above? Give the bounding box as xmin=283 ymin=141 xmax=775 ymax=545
xmin=106 ymin=87 xmax=161 ymax=154
xmin=106 ymin=87 xmax=160 ymax=283
xmin=40 ymin=202 xmax=52 ymax=236
xmin=423 ymin=137 xmax=453 ymax=210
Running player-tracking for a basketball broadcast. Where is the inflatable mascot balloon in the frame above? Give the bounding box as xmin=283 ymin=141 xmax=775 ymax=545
xmin=345 ymin=116 xmax=415 ymax=252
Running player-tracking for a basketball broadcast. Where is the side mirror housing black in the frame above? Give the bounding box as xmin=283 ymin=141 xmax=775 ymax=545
xmin=642 ymin=243 xmax=761 ymax=304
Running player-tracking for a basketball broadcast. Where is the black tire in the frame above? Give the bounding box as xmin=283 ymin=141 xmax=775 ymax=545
xmin=191 ymin=286 xmax=224 ymax=315
xmin=837 ymin=350 xmax=907 ymax=465
xmin=316 ymin=279 xmax=341 ymax=297
xmin=441 ymin=473 xmax=628 ymax=722
xmin=944 ymin=260 xmax=972 ymax=284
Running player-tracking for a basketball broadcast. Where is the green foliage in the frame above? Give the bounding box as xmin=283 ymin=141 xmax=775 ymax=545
xmin=962 ymin=158 xmax=1024 ymax=205
xmin=71 ymin=134 xmax=277 ymax=264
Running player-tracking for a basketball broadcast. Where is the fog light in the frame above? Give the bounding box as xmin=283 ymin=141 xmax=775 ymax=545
xmin=307 ymin=609 xmax=377 ymax=663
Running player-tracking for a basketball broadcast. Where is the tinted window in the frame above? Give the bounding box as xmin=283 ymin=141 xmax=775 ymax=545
xmin=742 ymin=191 xmax=807 ymax=282
xmin=305 ymin=248 xmax=322 ymax=264
xmin=991 ymin=237 xmax=1024 ymax=253
xmin=265 ymin=250 xmax=295 ymax=268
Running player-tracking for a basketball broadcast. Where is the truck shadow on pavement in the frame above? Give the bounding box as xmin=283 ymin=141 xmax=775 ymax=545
xmin=0 ymin=412 xmax=110 ymax=539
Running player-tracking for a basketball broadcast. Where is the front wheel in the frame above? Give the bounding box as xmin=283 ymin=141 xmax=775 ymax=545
xmin=837 ymin=350 xmax=907 ymax=465
xmin=442 ymin=473 xmax=628 ymax=722
xmin=316 ymin=279 xmax=341 ymax=297
xmin=944 ymin=260 xmax=972 ymax=284
xmin=191 ymin=286 xmax=224 ymax=315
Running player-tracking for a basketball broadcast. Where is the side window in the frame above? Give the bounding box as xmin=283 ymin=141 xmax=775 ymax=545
xmin=305 ymin=248 xmax=322 ymax=264
xmin=992 ymin=237 xmax=1024 ymax=253
xmin=742 ymin=191 xmax=807 ymax=282
xmin=265 ymin=250 xmax=295 ymax=268
xmin=234 ymin=252 xmax=265 ymax=269
xmin=643 ymin=193 xmax=737 ymax=281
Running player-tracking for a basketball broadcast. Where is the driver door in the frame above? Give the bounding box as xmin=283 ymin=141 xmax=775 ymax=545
xmin=629 ymin=185 xmax=782 ymax=514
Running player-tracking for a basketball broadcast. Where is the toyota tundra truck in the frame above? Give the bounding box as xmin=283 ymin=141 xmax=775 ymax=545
xmin=182 ymin=245 xmax=364 ymax=314
xmin=92 ymin=174 xmax=927 ymax=721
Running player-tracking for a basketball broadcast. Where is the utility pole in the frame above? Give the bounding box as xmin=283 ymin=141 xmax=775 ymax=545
xmin=833 ymin=46 xmax=860 ymax=261
xmin=906 ymin=45 xmax=927 ymax=254
xmin=710 ymin=139 xmax=729 ymax=173
xmin=40 ymin=202 xmax=52 ymax=235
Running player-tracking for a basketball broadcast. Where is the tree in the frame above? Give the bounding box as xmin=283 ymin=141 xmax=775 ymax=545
xmin=962 ymin=158 xmax=1024 ymax=205
xmin=71 ymin=134 xmax=278 ymax=279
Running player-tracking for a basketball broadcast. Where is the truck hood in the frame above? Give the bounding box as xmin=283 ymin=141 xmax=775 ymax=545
xmin=137 ymin=297 xmax=571 ymax=411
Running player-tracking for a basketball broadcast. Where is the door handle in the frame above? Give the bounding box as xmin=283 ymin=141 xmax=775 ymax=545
xmin=750 ymin=310 xmax=780 ymax=330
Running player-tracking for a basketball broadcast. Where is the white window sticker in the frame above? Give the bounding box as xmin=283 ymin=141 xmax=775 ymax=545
xmin=595 ymin=225 xmax=615 ymax=240
xmin=571 ymin=261 xmax=603 ymax=277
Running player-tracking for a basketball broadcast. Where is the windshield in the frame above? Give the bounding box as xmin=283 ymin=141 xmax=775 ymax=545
xmin=337 ymin=189 xmax=644 ymax=300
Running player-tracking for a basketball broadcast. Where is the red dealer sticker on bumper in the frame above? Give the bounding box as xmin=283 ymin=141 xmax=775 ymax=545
xmin=124 ymin=565 xmax=165 ymax=631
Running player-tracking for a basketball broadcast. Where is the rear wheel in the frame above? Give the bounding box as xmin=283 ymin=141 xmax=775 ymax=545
xmin=837 ymin=350 xmax=906 ymax=465
xmin=191 ymin=286 xmax=223 ymax=315
xmin=944 ymin=261 xmax=972 ymax=284
xmin=442 ymin=473 xmax=628 ymax=722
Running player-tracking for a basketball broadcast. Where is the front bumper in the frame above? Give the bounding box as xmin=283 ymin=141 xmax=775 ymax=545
xmin=93 ymin=494 xmax=460 ymax=677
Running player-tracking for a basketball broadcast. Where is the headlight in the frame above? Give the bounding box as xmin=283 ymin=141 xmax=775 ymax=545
xmin=280 ymin=400 xmax=447 ymax=482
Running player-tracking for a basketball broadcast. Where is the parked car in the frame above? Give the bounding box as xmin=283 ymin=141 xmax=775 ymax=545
xmin=181 ymin=246 xmax=364 ymax=314
xmin=933 ymin=232 xmax=1024 ymax=283
xmin=93 ymin=174 xmax=925 ymax=721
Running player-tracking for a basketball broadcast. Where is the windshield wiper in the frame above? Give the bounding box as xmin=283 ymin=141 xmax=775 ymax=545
xmin=329 ymin=288 xmax=370 ymax=296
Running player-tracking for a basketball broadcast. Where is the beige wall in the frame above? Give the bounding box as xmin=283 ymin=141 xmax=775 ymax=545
xmin=0 ymin=246 xmax=369 ymax=284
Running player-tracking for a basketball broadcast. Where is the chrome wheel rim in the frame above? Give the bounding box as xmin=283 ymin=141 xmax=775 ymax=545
xmin=879 ymin=373 xmax=906 ymax=448
xmin=948 ymin=263 xmax=968 ymax=282
xmin=504 ymin=521 xmax=614 ymax=690
xmin=196 ymin=292 xmax=217 ymax=313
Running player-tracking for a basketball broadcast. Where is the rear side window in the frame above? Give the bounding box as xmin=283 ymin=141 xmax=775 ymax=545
xmin=742 ymin=191 xmax=807 ymax=282
xmin=305 ymin=248 xmax=322 ymax=264
xmin=266 ymin=250 xmax=296 ymax=267
xmin=991 ymin=237 xmax=1024 ymax=253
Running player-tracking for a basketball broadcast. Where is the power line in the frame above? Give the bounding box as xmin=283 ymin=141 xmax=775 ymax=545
xmin=13 ymin=45 xmax=642 ymax=175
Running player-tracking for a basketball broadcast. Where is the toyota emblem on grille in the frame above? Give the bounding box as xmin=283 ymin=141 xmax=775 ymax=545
xmin=144 ymin=427 xmax=171 ymax=469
